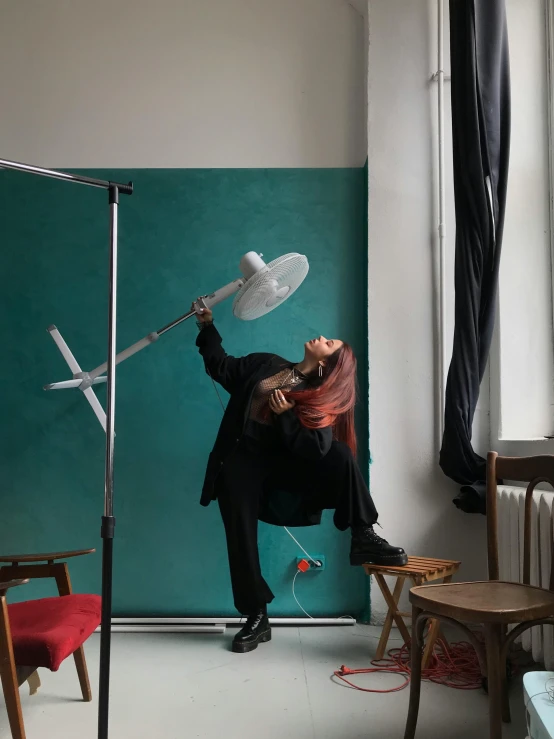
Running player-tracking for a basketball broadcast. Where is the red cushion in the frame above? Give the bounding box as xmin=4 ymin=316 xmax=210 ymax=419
xmin=8 ymin=594 xmax=101 ymax=671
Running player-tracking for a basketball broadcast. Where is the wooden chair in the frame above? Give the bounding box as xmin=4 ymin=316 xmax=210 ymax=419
xmin=0 ymin=549 xmax=101 ymax=739
xmin=404 ymin=453 xmax=554 ymax=739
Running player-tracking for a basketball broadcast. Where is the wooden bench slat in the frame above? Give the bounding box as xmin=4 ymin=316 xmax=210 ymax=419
xmin=407 ymin=558 xmax=460 ymax=567
xmin=363 ymin=558 xmax=461 ymax=578
xmin=408 ymin=556 xmax=460 ymax=564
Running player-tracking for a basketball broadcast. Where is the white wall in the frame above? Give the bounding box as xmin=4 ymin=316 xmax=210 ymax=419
xmin=367 ymin=0 xmax=488 ymax=621
xmin=0 ymin=0 xmax=366 ymax=168
xmin=368 ymin=0 xmax=554 ymax=621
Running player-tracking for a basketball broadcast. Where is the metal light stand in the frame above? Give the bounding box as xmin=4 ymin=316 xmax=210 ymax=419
xmin=0 ymin=157 xmax=133 ymax=739
xmin=41 ymin=278 xmax=246 ymax=431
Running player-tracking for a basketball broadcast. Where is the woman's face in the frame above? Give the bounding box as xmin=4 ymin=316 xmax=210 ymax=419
xmin=304 ymin=336 xmax=344 ymax=363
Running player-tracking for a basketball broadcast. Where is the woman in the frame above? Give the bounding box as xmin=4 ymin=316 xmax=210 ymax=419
xmin=194 ymin=305 xmax=407 ymax=654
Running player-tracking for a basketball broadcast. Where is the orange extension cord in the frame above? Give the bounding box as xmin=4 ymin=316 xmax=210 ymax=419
xmin=291 ymin=559 xmax=486 ymax=694
xmin=334 ymin=633 xmax=484 ymax=693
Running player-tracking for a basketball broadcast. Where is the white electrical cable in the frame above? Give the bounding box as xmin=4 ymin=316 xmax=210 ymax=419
xmin=292 ymin=570 xmax=314 ymax=620
xmin=284 ymin=526 xmax=320 ymax=567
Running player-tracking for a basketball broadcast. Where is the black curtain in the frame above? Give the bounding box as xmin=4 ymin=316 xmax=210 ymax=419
xmin=439 ymin=0 xmax=511 ymax=514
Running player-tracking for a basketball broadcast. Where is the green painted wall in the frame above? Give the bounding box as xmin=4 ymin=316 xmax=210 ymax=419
xmin=1 ymin=168 xmax=369 ymax=616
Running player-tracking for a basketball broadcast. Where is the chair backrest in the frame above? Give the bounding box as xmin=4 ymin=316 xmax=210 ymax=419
xmin=487 ymin=452 xmax=554 ymax=588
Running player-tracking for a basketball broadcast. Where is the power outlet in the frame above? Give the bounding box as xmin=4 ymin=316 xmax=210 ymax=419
xmin=296 ymin=555 xmax=326 ymax=571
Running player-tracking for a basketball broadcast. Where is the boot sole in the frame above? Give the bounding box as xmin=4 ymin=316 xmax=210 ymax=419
xmin=232 ymin=629 xmax=272 ymax=654
xmin=350 ymin=553 xmax=408 ymax=567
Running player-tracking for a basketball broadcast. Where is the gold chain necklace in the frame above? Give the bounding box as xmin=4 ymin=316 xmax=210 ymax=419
xmin=280 ymin=366 xmax=307 ymax=388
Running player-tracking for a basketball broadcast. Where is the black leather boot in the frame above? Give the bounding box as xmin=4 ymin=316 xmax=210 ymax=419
xmin=232 ymin=608 xmax=271 ymax=654
xmin=350 ymin=526 xmax=408 ymax=567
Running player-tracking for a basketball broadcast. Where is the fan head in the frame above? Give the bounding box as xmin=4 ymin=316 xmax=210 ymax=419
xmin=233 ymin=252 xmax=309 ymax=321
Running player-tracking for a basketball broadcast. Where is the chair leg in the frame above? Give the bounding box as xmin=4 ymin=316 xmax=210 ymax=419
xmin=484 ymin=624 xmax=503 ymax=739
xmin=0 ymin=597 xmax=26 ymax=739
xmin=422 ymin=573 xmax=453 ymax=669
xmin=422 ymin=618 xmax=441 ymax=670
xmin=53 ymin=563 xmax=93 ymax=702
xmin=500 ymin=626 xmax=511 ymax=724
xmin=375 ymin=574 xmax=412 ymax=647
xmin=500 ymin=670 xmax=510 ymax=725
xmin=375 ymin=576 xmax=405 ymax=660
xmin=73 ymin=646 xmax=92 ymax=702
xmin=0 ymin=669 xmax=26 ymax=739
xmin=404 ymin=606 xmax=426 ymax=739
xmin=27 ymin=671 xmax=41 ymax=697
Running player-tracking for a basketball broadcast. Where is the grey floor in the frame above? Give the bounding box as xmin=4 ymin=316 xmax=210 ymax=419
xmin=1 ymin=625 xmax=528 ymax=739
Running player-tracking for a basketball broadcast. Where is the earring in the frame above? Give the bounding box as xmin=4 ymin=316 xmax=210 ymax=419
xmin=318 ymin=364 xmax=323 ymax=378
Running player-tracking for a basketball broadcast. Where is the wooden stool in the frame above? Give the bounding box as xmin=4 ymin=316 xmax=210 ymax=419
xmin=363 ymin=556 xmax=461 ymax=668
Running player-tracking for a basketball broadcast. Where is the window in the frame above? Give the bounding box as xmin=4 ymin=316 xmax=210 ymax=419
xmin=492 ymin=0 xmax=554 ymax=447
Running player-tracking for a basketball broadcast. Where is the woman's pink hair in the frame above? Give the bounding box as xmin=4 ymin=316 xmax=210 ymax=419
xmin=287 ymin=343 xmax=358 ymax=457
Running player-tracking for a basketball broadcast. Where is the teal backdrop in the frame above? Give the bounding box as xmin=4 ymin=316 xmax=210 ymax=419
xmin=1 ymin=167 xmax=369 ymax=617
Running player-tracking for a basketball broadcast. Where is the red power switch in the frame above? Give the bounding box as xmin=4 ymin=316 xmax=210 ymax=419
xmin=297 ymin=558 xmax=310 ymax=573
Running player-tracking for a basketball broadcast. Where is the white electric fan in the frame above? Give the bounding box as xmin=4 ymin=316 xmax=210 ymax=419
xmin=44 ymin=251 xmax=309 ymax=429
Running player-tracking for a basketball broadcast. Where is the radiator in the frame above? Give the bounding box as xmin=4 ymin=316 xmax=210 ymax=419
xmin=498 ymin=486 xmax=554 ymax=668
